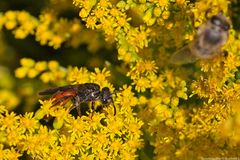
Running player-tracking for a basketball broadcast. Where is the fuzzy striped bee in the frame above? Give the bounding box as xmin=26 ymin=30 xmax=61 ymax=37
xmin=170 ymin=13 xmax=230 ymax=65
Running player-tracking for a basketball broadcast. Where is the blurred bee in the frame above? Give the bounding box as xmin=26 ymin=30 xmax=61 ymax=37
xmin=170 ymin=13 xmax=230 ymax=65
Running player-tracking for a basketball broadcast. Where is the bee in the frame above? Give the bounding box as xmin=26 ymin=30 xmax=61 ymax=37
xmin=39 ymin=83 xmax=117 ymax=116
xmin=170 ymin=13 xmax=230 ymax=65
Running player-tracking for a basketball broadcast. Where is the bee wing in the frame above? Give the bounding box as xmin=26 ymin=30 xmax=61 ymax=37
xmin=38 ymin=85 xmax=77 ymax=95
xmin=170 ymin=44 xmax=199 ymax=65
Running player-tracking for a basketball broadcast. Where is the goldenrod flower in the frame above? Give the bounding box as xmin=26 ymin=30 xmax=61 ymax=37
xmin=134 ymin=77 xmax=151 ymax=92
xmin=5 ymin=147 xmax=22 ymax=160
xmin=19 ymin=112 xmax=39 ymax=134
xmin=90 ymin=68 xmax=111 ymax=87
xmin=1 ymin=0 xmax=240 ymax=159
xmin=67 ymin=67 xmax=90 ymax=84
xmin=86 ymin=16 xmax=97 ymax=29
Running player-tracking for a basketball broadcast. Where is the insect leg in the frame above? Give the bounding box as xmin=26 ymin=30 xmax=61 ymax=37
xmin=90 ymin=101 xmax=95 ymax=118
xmin=68 ymin=105 xmax=76 ymax=113
xmin=72 ymin=96 xmax=82 ymax=116
xmin=76 ymin=106 xmax=81 ymax=116
xmin=111 ymin=98 xmax=116 ymax=116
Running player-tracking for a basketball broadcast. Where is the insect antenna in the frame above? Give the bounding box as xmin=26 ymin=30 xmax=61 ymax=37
xmin=110 ymin=89 xmax=123 ymax=116
xmin=110 ymin=98 xmax=116 ymax=116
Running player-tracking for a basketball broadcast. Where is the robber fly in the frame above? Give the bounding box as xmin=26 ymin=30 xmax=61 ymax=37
xmin=39 ymin=83 xmax=117 ymax=116
xmin=170 ymin=13 xmax=230 ymax=65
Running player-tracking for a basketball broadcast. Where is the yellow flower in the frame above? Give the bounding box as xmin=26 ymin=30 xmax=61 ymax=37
xmin=110 ymin=8 xmax=121 ymax=17
xmin=70 ymin=22 xmax=81 ymax=33
xmin=49 ymin=35 xmax=64 ymax=49
xmin=48 ymin=60 xmax=59 ymax=71
xmin=48 ymin=147 xmax=63 ymax=160
xmin=40 ymin=72 xmax=52 ymax=83
xmin=3 ymin=0 xmax=240 ymax=158
xmin=170 ymin=97 xmax=179 ymax=108
xmin=117 ymin=85 xmax=138 ymax=107
xmin=162 ymin=10 xmax=170 ymax=20
xmin=0 ymin=144 xmax=7 ymax=159
xmin=86 ymin=16 xmax=97 ymax=29
xmin=110 ymin=140 xmax=122 ymax=155
xmin=117 ymin=16 xmax=129 ymax=28
xmin=66 ymin=117 xmax=87 ymax=137
xmin=90 ymin=67 xmax=111 ymax=87
xmin=17 ymin=11 xmax=29 ymax=22
xmin=35 ymin=61 xmax=47 ymax=72
xmin=153 ymin=7 xmax=162 ymax=17
xmin=0 ymin=105 xmax=7 ymax=114
xmin=134 ymin=77 xmax=150 ymax=92
xmin=101 ymin=17 xmax=114 ymax=32
xmin=5 ymin=11 xmax=16 ymax=20
xmin=144 ymin=60 xmax=158 ymax=74
xmin=27 ymin=68 xmax=39 ymax=78
xmin=138 ymin=96 xmax=147 ymax=105
xmin=15 ymin=67 xmax=29 ymax=78
xmin=149 ymin=74 xmax=164 ymax=91
xmin=14 ymin=28 xmax=28 ymax=39
xmin=106 ymin=116 xmax=124 ymax=136
xmin=19 ymin=112 xmax=39 ymax=133
xmin=20 ymin=58 xmax=35 ymax=67
xmin=67 ymin=67 xmax=90 ymax=84
xmin=143 ymin=8 xmax=157 ymax=26
xmin=176 ymin=0 xmax=186 ymax=5
xmin=158 ymin=0 xmax=169 ymax=7
xmin=5 ymin=20 xmax=17 ymax=30
xmin=38 ymin=99 xmax=55 ymax=117
xmin=97 ymin=150 xmax=108 ymax=160
xmin=94 ymin=8 xmax=107 ymax=19
xmin=6 ymin=147 xmax=22 ymax=160
xmin=59 ymin=135 xmax=78 ymax=155
xmin=121 ymin=151 xmax=136 ymax=160
xmin=1 ymin=112 xmax=19 ymax=131
xmin=79 ymin=8 xmax=90 ymax=18
xmin=6 ymin=127 xmax=24 ymax=146
xmin=99 ymin=0 xmax=110 ymax=8
xmin=154 ymin=104 xmax=173 ymax=121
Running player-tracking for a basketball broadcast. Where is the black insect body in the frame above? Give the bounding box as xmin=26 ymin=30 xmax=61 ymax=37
xmin=39 ymin=83 xmax=117 ymax=116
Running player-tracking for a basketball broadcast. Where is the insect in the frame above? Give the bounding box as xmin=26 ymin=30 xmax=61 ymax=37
xmin=170 ymin=13 xmax=230 ymax=65
xmin=39 ymin=83 xmax=117 ymax=116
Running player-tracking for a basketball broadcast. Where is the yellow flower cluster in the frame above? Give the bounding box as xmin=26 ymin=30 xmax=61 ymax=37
xmin=138 ymin=69 xmax=187 ymax=125
xmin=36 ymin=11 xmax=82 ymax=49
xmin=72 ymin=0 xmax=193 ymax=63
xmin=15 ymin=58 xmax=66 ymax=84
xmin=1 ymin=0 xmax=240 ymax=159
xmin=0 ymin=11 xmax=38 ymax=39
xmin=127 ymin=60 xmax=158 ymax=92
xmin=0 ymin=10 xmax=102 ymax=50
xmin=2 ymin=58 xmax=144 ymax=159
xmin=145 ymin=2 xmax=239 ymax=158
xmin=0 ymin=66 xmax=20 ymax=110
xmin=192 ymin=0 xmax=230 ymax=27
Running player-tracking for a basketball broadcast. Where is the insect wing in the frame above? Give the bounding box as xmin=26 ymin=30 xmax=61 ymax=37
xmin=38 ymin=85 xmax=77 ymax=95
xmin=170 ymin=44 xmax=199 ymax=65
xmin=51 ymin=91 xmax=77 ymax=105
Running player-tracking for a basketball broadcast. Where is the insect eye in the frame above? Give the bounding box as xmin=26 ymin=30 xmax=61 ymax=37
xmin=101 ymin=87 xmax=111 ymax=104
xmin=211 ymin=16 xmax=221 ymax=26
xmin=222 ymin=22 xmax=230 ymax=31
xmin=211 ymin=15 xmax=230 ymax=31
